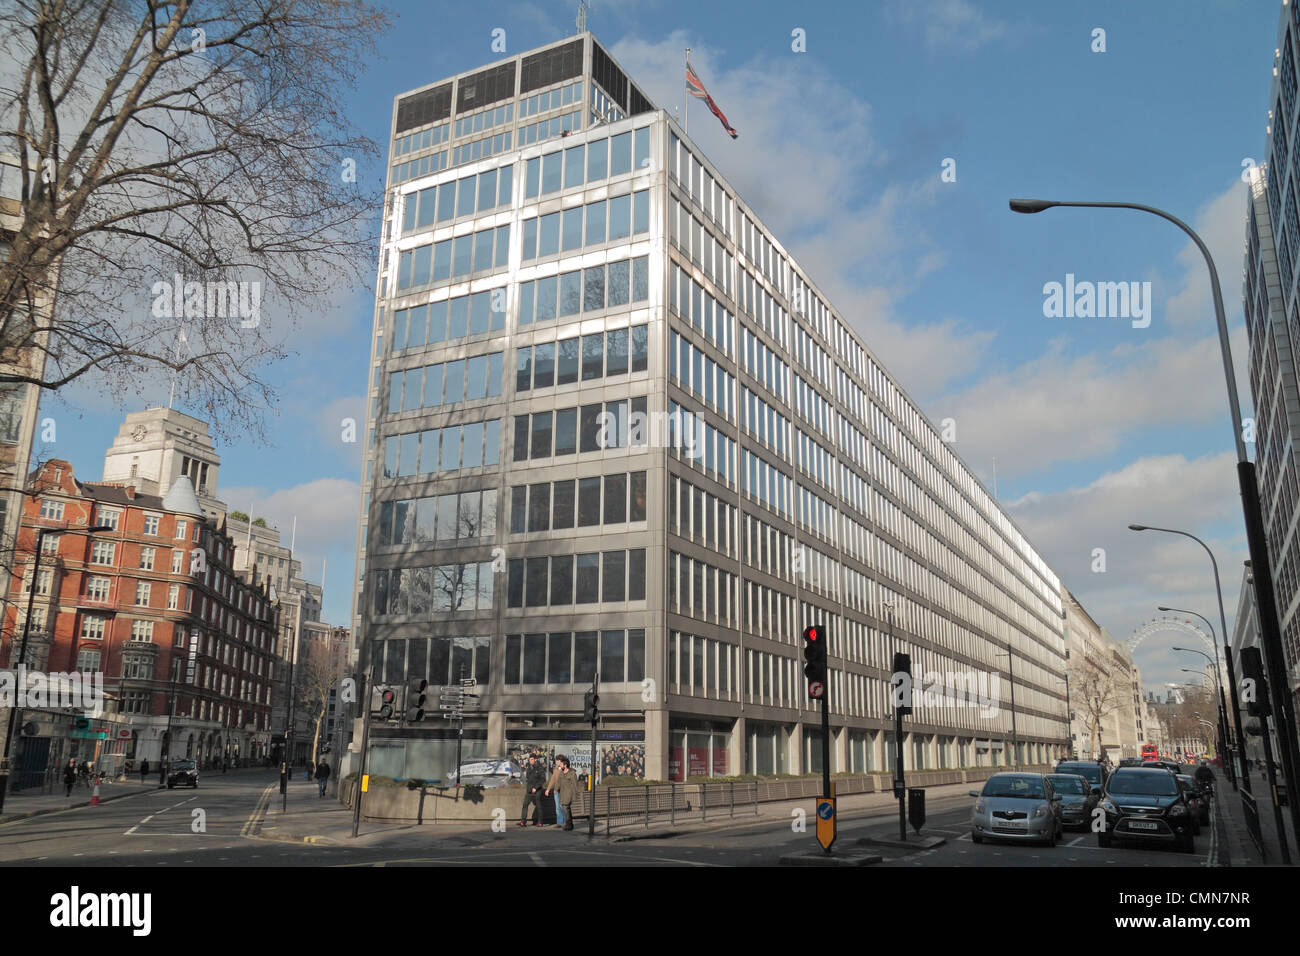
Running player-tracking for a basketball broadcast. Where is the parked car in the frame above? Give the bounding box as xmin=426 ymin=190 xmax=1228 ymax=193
xmin=1046 ymin=773 xmax=1101 ymax=830
xmin=1054 ymin=760 xmax=1107 ymax=794
xmin=1118 ymin=757 xmax=1145 ymax=768
xmin=969 ymin=772 xmax=1063 ymax=847
xmin=1098 ymin=767 xmax=1196 ymax=853
xmin=1142 ymin=759 xmax=1184 ymax=774
xmin=1176 ymin=774 xmax=1210 ymax=829
xmin=166 ymin=759 xmax=198 ymax=789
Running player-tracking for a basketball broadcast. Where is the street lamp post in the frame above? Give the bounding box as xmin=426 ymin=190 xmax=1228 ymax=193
xmin=0 ymin=523 xmax=112 ymax=813
xmin=1010 ymin=196 xmax=1300 ymax=847
xmin=1160 ymin=603 xmax=1236 ymax=791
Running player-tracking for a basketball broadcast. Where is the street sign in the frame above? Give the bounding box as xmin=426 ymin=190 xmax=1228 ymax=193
xmin=808 ymin=681 xmax=825 ymax=699
xmin=816 ymin=797 xmax=836 ymax=851
xmin=70 ymin=729 xmax=108 ymax=740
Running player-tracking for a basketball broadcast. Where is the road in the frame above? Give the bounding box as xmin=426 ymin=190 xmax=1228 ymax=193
xmin=0 ymin=772 xmax=1213 ymax=867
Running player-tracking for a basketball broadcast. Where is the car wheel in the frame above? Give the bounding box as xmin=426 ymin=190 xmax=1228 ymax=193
xmin=1098 ymin=831 xmax=1112 ymax=848
xmin=1045 ymin=824 xmax=1057 ymax=848
xmin=1178 ymin=833 xmax=1195 ymax=854
xmin=971 ymin=832 xmax=983 ymax=844
xmin=167 ymin=782 xmax=174 ymax=789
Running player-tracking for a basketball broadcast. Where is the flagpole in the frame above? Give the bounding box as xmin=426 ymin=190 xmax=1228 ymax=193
xmin=684 ymin=48 xmax=690 ymax=135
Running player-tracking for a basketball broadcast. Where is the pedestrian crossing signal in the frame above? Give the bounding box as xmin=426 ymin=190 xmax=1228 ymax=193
xmin=379 ymin=688 xmax=397 ymax=720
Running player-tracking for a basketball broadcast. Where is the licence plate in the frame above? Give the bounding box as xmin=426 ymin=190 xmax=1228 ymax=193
xmin=998 ymin=821 xmax=1026 ymax=829
xmin=1128 ymin=821 xmax=1159 ymax=830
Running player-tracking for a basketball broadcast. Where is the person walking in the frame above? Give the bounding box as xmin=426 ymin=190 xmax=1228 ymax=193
xmin=63 ymin=760 xmax=77 ymax=798
xmin=315 ymin=759 xmax=331 ymax=797
xmin=518 ymin=753 xmax=547 ymax=827
xmin=139 ymin=758 xmax=149 ymax=782
xmin=554 ymin=756 xmax=578 ymax=831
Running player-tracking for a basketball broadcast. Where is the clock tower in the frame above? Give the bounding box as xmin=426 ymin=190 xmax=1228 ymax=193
xmin=101 ymin=407 xmax=227 ymax=521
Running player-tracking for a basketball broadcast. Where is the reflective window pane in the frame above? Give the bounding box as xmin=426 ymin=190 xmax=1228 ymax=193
xmin=565 ymin=145 xmax=585 ymax=189
xmin=534 ymin=342 xmax=555 ymax=388
xmin=587 ymin=139 xmax=608 ymax=181
xmin=610 ymin=132 xmax=632 ymax=176
xmin=554 ymin=407 xmax=577 ymax=455
xmin=557 ymin=337 xmax=580 ymax=385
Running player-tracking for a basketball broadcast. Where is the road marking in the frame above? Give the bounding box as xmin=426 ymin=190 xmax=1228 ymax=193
xmin=125 ymin=826 xmax=139 ymax=835
xmin=241 ymin=784 xmax=276 ymax=838
xmin=528 ymin=852 xmax=547 ymax=867
xmin=1067 ymin=836 xmax=1085 ymax=846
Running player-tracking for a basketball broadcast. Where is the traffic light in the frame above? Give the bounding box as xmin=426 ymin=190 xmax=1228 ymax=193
xmin=583 ymin=688 xmax=599 ymax=723
xmin=892 ymin=652 xmax=913 ymax=716
xmin=379 ymin=687 xmax=398 ymax=721
xmin=802 ymin=624 xmax=827 ymax=684
xmin=1241 ymin=647 xmax=1271 ymax=717
xmin=406 ymin=678 xmax=428 ymax=722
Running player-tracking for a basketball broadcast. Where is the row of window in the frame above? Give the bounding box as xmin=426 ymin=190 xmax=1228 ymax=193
xmin=668 ymin=475 xmax=738 ymax=559
xmin=521 ymin=190 xmax=649 ymax=261
xmin=454 ymin=101 xmax=515 ymax=139
xmin=670 ymin=199 xmax=733 ymax=299
xmin=519 ymin=80 xmax=583 ymax=119
xmin=511 ymin=397 xmax=649 ymax=461
xmin=518 ymin=255 xmax=649 ymax=325
xmin=388 ymin=352 xmax=504 ymax=413
xmin=743 ymin=448 xmax=794 ymax=519
xmin=505 ymin=548 xmax=648 ymax=607
xmin=523 ymin=127 xmax=651 ymax=200
xmin=670 ymin=330 xmax=736 ymax=420
xmin=451 ymin=130 xmax=514 ymax=168
xmin=669 ymin=262 xmax=736 ymax=358
xmin=671 ymin=631 xmax=736 ymax=700
xmin=504 ymin=628 xmax=645 ymax=686
xmin=390 ymin=288 xmax=507 ymax=353
xmin=395 ymin=225 xmax=510 ymax=291
xmin=382 ymin=419 xmax=502 ymax=479
xmin=668 ymin=551 xmax=738 ymax=629
xmin=669 ymin=400 xmax=737 ymax=487
xmin=394 ymin=121 xmax=452 ymax=158
xmin=518 ymin=111 xmax=580 ymax=147
xmin=375 ymin=489 xmax=499 ymax=546
xmin=509 ymin=471 xmax=648 ymax=534
xmin=402 ymin=164 xmax=514 ymax=233
xmin=371 ymin=562 xmax=496 ymax=616
xmin=742 ymin=385 xmax=790 ymax=456
xmin=373 ymin=634 xmax=491 ymax=686
xmin=515 ymin=326 xmax=648 ymax=391
xmin=392 ymin=149 xmax=448 ymax=186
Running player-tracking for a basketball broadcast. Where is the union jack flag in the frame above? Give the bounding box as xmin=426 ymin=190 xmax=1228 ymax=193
xmin=686 ymin=59 xmax=737 ymax=139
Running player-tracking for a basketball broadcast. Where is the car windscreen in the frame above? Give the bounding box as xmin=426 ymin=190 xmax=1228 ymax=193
xmin=982 ymin=777 xmax=1046 ymax=799
xmin=1047 ymin=775 xmax=1085 ymax=794
xmin=1057 ymin=764 xmax=1101 ymax=783
xmin=1107 ymin=771 xmax=1177 ymax=796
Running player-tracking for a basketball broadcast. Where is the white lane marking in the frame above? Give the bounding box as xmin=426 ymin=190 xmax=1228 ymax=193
xmin=528 ymin=852 xmax=547 ymax=866
xmin=125 ymin=826 xmax=139 ymax=835
xmin=1068 ymin=836 xmax=1085 ymax=846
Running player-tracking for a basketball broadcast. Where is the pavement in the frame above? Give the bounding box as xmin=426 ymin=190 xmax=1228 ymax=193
xmin=1214 ymin=767 xmax=1299 ymax=865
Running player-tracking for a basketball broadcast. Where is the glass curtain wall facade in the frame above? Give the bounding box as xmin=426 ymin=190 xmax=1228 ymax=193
xmin=353 ymin=34 xmax=1069 ymax=783
xmin=1241 ymin=3 xmax=1300 ymax=720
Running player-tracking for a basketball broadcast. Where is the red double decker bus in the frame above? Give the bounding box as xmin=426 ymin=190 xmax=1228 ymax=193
xmin=1140 ymin=744 xmax=1158 ymax=761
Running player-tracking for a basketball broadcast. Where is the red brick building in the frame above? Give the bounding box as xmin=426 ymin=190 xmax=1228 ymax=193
xmin=1 ymin=460 xmax=278 ymax=775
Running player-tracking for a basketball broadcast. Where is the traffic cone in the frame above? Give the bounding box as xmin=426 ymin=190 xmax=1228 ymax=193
xmin=90 ymin=778 xmax=101 ymax=806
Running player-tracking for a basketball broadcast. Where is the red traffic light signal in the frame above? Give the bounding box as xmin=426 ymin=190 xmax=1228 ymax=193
xmin=379 ymin=688 xmax=397 ymax=720
xmin=803 ymin=624 xmax=827 ymax=682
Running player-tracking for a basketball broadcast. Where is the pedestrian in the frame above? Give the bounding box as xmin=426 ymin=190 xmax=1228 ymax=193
xmin=315 ymin=759 xmax=331 ymax=797
xmin=518 ymin=753 xmax=547 ymax=827
xmin=222 ymin=757 xmax=228 ymax=774
xmin=63 ymin=760 xmax=76 ymax=797
xmin=545 ymin=759 xmax=564 ymax=829
xmin=554 ymin=756 xmax=578 ymax=831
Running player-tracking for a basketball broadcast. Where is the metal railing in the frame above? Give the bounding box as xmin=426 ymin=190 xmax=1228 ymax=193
xmin=1239 ymin=788 xmax=1265 ymax=861
xmin=576 ymin=781 xmax=761 ymax=833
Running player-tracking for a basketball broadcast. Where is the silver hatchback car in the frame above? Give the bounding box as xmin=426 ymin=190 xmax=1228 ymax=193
xmin=970 ymin=772 xmax=1063 ymax=846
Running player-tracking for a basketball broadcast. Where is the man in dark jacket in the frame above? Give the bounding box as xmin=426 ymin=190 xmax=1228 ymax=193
xmin=519 ymin=754 xmax=547 ymax=827
xmin=1195 ymin=760 xmax=1215 ymax=794
xmin=314 ymin=760 xmax=331 ymax=797
xmin=63 ymin=761 xmax=77 ymax=797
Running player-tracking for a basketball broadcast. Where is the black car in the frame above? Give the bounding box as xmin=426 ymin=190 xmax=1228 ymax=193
xmin=1142 ymin=759 xmax=1183 ymax=774
xmin=166 ymin=759 xmax=198 ymax=789
xmin=1098 ymin=767 xmax=1196 ymax=853
xmin=1118 ymin=757 xmax=1145 ymax=768
xmin=1054 ymin=760 xmax=1107 ymax=794
xmin=1045 ymin=773 xmax=1100 ymax=830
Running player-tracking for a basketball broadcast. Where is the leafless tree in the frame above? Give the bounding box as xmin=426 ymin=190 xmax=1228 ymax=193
xmin=1070 ymin=650 xmax=1121 ymax=760
xmin=0 ymin=0 xmax=390 ymax=435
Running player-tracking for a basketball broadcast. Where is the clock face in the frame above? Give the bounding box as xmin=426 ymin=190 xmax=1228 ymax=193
xmin=131 ymin=425 xmax=147 ymax=441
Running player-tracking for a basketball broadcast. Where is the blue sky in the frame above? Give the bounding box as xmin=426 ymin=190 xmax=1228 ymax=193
xmin=39 ymin=0 xmax=1280 ymax=696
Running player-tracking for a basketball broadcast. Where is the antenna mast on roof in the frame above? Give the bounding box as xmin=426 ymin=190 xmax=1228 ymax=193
xmin=577 ymin=0 xmax=589 ymax=34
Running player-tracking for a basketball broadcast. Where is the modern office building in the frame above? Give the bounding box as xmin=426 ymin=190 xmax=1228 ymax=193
xmin=352 ymin=33 xmax=1069 ymax=782
xmin=1243 ymin=1 xmax=1300 ymax=729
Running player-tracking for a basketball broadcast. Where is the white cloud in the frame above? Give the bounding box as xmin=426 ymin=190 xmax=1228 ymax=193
xmin=887 ymin=0 xmax=1009 ymax=53
xmin=1005 ymin=451 xmax=1246 ymax=691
